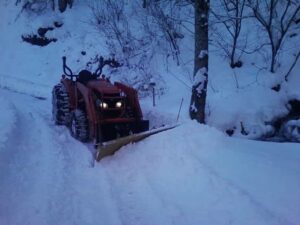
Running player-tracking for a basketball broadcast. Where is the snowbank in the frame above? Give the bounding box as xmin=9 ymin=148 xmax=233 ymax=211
xmin=207 ymin=54 xmax=299 ymax=138
xmin=101 ymin=122 xmax=300 ymax=225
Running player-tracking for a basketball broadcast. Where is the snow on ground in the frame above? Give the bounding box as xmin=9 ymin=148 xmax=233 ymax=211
xmin=0 ymin=1 xmax=300 ymax=225
xmin=0 ymin=89 xmax=299 ymax=225
xmin=0 ymin=89 xmax=121 ymax=225
xmin=102 ymin=123 xmax=300 ymax=225
xmin=207 ymin=55 xmax=298 ymax=138
xmin=0 ymin=96 xmax=17 ymax=151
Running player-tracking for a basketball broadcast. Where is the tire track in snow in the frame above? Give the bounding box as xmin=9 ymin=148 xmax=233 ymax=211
xmin=25 ymin=95 xmax=123 ymax=225
xmin=130 ymin=138 xmax=234 ymax=225
xmin=100 ymin=135 xmax=228 ymax=225
xmin=30 ymin=98 xmax=123 ymax=225
xmin=0 ymin=74 xmax=50 ymax=100
xmin=0 ymin=101 xmax=60 ymax=225
xmin=0 ymin=95 xmax=17 ymax=152
xmin=102 ymin=158 xmax=176 ymax=225
xmin=45 ymin=125 xmax=122 ymax=225
xmin=0 ymin=90 xmax=122 ymax=225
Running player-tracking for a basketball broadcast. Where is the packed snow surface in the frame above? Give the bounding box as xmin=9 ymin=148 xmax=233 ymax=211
xmin=0 ymin=89 xmax=299 ymax=225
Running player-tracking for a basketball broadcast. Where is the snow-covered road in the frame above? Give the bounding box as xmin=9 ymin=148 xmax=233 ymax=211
xmin=0 ymin=89 xmax=299 ymax=225
xmin=0 ymin=89 xmax=122 ymax=225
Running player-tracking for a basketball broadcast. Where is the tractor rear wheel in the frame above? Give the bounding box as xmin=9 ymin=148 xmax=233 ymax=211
xmin=281 ymin=119 xmax=300 ymax=141
xmin=52 ymin=83 xmax=70 ymax=125
xmin=70 ymin=109 xmax=89 ymax=142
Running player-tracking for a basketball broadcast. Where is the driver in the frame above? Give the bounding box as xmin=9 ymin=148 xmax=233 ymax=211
xmin=78 ymin=70 xmax=96 ymax=84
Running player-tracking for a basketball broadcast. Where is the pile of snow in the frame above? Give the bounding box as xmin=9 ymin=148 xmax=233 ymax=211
xmin=101 ymin=122 xmax=300 ymax=225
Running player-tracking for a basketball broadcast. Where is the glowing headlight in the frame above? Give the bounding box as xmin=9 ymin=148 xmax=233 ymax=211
xmin=100 ymin=102 xmax=108 ymax=109
xmin=115 ymin=101 xmax=122 ymax=108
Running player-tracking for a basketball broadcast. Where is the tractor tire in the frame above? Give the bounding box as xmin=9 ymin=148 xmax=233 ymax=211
xmin=69 ymin=109 xmax=90 ymax=142
xmin=281 ymin=119 xmax=300 ymax=141
xmin=52 ymin=83 xmax=70 ymax=125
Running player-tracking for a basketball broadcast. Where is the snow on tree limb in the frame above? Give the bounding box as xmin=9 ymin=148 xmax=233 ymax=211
xmin=198 ymin=50 xmax=208 ymax=59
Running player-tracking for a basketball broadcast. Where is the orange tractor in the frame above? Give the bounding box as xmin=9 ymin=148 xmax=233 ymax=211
xmin=52 ymin=56 xmax=154 ymax=159
xmin=53 ymin=56 xmax=177 ymax=160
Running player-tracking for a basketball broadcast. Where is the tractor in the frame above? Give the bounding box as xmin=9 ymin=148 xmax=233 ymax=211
xmin=52 ymin=56 xmax=149 ymax=147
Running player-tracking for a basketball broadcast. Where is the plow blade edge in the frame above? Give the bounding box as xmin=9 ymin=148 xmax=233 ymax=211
xmin=96 ymin=124 xmax=178 ymax=161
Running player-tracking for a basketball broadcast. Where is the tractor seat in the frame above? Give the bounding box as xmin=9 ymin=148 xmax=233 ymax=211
xmin=77 ymin=70 xmax=96 ymax=85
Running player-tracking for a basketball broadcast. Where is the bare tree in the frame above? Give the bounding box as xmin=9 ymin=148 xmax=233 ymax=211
xmin=211 ymin=0 xmax=246 ymax=68
xmin=89 ymin=0 xmax=172 ymax=95
xmin=89 ymin=0 xmax=188 ymax=73
xmin=146 ymin=1 xmax=184 ymax=65
xmin=247 ymin=0 xmax=300 ymax=73
xmin=285 ymin=50 xmax=300 ymax=81
xmin=90 ymin=0 xmax=137 ymax=63
xmin=143 ymin=0 xmax=147 ymax=8
xmin=189 ymin=0 xmax=209 ymax=123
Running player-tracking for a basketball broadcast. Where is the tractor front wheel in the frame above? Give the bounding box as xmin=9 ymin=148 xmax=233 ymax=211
xmin=52 ymin=83 xmax=70 ymax=125
xmin=69 ymin=109 xmax=90 ymax=142
xmin=281 ymin=119 xmax=300 ymax=141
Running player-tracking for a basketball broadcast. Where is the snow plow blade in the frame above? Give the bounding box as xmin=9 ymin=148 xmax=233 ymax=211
xmin=96 ymin=124 xmax=178 ymax=161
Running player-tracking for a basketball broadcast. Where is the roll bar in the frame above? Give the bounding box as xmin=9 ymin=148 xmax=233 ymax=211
xmin=62 ymin=56 xmax=75 ymax=79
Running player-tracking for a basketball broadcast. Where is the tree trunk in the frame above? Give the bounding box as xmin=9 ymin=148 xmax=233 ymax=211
xmin=58 ymin=0 xmax=73 ymax=12
xmin=143 ymin=0 xmax=147 ymax=8
xmin=51 ymin=0 xmax=55 ymax=11
xmin=189 ymin=0 xmax=209 ymax=124
xmin=58 ymin=0 xmax=67 ymax=12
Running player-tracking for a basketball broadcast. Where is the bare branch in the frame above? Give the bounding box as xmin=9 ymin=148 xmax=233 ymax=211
xmin=285 ymin=50 xmax=300 ymax=81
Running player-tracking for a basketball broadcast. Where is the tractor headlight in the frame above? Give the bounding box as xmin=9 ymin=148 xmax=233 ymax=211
xmin=100 ymin=102 xmax=108 ymax=109
xmin=115 ymin=101 xmax=122 ymax=108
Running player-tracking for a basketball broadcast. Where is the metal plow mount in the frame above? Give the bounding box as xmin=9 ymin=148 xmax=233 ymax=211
xmin=96 ymin=124 xmax=178 ymax=161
